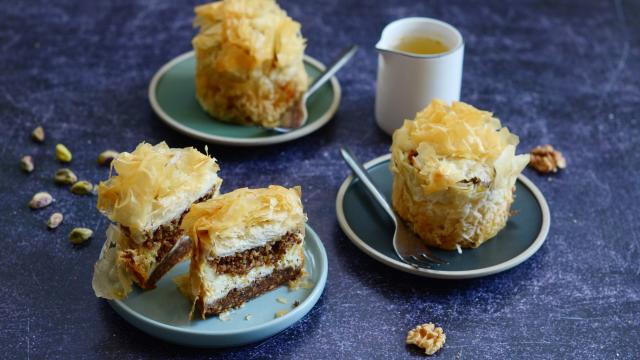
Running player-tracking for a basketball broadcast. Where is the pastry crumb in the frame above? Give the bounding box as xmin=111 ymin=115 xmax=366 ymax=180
xmin=406 ymin=323 xmax=446 ymax=356
xmin=218 ymin=311 xmax=231 ymax=322
xmin=529 ymin=144 xmax=566 ymax=174
xmin=276 ymin=297 xmax=288 ymax=304
xmin=238 ymin=302 xmax=246 ymax=309
xmin=275 ymin=309 xmax=289 ymax=318
xmin=455 ymin=244 xmax=462 ymax=254
xmin=244 ymin=314 xmax=252 ymax=321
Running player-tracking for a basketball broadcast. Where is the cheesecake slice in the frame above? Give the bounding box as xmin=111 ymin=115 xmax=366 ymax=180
xmin=179 ymin=185 xmax=306 ymax=317
xmin=92 ymin=142 xmax=222 ymax=299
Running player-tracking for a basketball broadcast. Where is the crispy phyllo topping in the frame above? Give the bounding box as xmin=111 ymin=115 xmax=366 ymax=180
xmin=96 ymin=142 xmax=221 ymax=235
xmin=192 ymin=0 xmax=308 ymax=128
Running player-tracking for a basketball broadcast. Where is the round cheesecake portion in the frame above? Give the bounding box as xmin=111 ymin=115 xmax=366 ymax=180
xmin=390 ymin=100 xmax=530 ymax=250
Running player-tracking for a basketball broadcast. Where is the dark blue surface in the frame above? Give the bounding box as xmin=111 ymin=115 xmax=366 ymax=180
xmin=1 ymin=0 xmax=639 ymax=359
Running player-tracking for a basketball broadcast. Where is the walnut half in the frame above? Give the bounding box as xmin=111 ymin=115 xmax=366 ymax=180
xmin=406 ymin=323 xmax=446 ymax=355
xmin=529 ymin=144 xmax=566 ymax=173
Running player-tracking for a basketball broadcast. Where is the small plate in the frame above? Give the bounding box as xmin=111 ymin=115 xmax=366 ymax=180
xmin=336 ymin=154 xmax=550 ymax=279
xmin=109 ymin=224 xmax=328 ymax=348
xmin=148 ymin=51 xmax=341 ymax=146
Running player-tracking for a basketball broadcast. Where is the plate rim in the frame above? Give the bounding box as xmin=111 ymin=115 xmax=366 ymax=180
xmin=148 ymin=51 xmax=341 ymax=146
xmin=108 ymin=223 xmax=328 ymax=340
xmin=335 ymin=153 xmax=551 ymax=279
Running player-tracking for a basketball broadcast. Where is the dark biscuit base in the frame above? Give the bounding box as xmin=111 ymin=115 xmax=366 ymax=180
xmin=207 ymin=232 xmax=302 ymax=275
xmin=199 ymin=266 xmax=303 ymax=317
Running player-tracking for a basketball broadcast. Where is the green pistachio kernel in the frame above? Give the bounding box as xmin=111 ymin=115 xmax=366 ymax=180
xmin=55 ymin=144 xmax=72 ymax=163
xmin=69 ymin=227 xmax=93 ymax=244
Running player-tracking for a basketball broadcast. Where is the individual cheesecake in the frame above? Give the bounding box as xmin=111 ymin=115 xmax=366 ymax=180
xmin=179 ymin=185 xmax=306 ymax=317
xmin=390 ymin=100 xmax=530 ymax=250
xmin=192 ymin=0 xmax=308 ymax=128
xmin=92 ymin=142 xmax=222 ymax=299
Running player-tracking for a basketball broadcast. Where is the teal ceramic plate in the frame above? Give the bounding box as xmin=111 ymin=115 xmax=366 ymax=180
xmin=336 ymin=154 xmax=550 ymax=279
xmin=109 ymin=224 xmax=328 ymax=348
xmin=148 ymin=51 xmax=341 ymax=146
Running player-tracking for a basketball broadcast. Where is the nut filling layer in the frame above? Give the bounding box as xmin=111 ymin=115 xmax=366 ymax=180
xmin=207 ymin=232 xmax=303 ymax=275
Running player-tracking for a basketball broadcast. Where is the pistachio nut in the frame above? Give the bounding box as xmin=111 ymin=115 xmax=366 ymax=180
xmin=55 ymin=144 xmax=72 ymax=162
xmin=32 ymin=126 xmax=45 ymax=142
xmin=97 ymin=150 xmax=119 ymax=166
xmin=29 ymin=192 xmax=53 ymax=209
xmin=21 ymin=155 xmax=34 ymax=173
xmin=54 ymin=168 xmax=78 ymax=185
xmin=69 ymin=227 xmax=93 ymax=244
xmin=47 ymin=212 xmax=64 ymax=229
xmin=71 ymin=180 xmax=93 ymax=195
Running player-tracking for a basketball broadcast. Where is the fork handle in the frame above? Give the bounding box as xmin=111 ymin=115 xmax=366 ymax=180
xmin=340 ymin=148 xmax=397 ymax=223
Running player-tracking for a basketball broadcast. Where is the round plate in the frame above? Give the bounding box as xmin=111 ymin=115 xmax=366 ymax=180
xmin=148 ymin=51 xmax=341 ymax=146
xmin=109 ymin=224 xmax=328 ymax=348
xmin=336 ymin=154 xmax=550 ymax=279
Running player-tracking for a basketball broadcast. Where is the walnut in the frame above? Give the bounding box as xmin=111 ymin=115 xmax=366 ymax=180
xmin=529 ymin=144 xmax=566 ymax=173
xmin=406 ymin=323 xmax=446 ymax=355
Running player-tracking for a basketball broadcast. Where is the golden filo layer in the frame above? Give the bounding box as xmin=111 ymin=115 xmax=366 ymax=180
xmin=192 ymin=0 xmax=308 ymax=128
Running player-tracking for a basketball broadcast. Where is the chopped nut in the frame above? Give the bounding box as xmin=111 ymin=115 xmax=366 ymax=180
xmin=29 ymin=192 xmax=53 ymax=209
xmin=20 ymin=155 xmax=34 ymax=173
xmin=529 ymin=145 xmax=566 ymax=174
xmin=71 ymin=180 xmax=93 ymax=195
xmin=276 ymin=297 xmax=288 ymax=304
xmin=244 ymin=314 xmax=252 ymax=321
xmin=292 ymin=300 xmax=300 ymax=308
xmin=219 ymin=311 xmax=231 ymax=322
xmin=47 ymin=212 xmax=64 ymax=229
xmin=55 ymin=144 xmax=72 ymax=163
xmin=54 ymin=168 xmax=78 ymax=185
xmin=274 ymin=309 xmax=289 ymax=318
xmin=406 ymin=323 xmax=446 ymax=356
xmin=69 ymin=227 xmax=93 ymax=244
xmin=97 ymin=150 xmax=119 ymax=166
xmin=31 ymin=126 xmax=45 ymax=142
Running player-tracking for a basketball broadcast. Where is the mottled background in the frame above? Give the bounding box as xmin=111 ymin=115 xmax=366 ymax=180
xmin=1 ymin=0 xmax=639 ymax=359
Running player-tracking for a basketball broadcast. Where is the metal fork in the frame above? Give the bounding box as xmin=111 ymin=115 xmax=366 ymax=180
xmin=340 ymin=148 xmax=448 ymax=267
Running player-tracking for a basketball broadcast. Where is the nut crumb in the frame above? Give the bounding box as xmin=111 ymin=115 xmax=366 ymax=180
xmin=274 ymin=309 xmax=289 ymax=318
xmin=292 ymin=300 xmax=300 ymax=308
xmin=529 ymin=144 xmax=566 ymax=174
xmin=276 ymin=297 xmax=288 ymax=304
xmin=244 ymin=314 xmax=252 ymax=321
xmin=218 ymin=311 xmax=231 ymax=322
xmin=406 ymin=323 xmax=446 ymax=356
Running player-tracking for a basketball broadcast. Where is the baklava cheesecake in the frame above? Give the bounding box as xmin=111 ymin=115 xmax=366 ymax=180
xmin=192 ymin=0 xmax=308 ymax=128
xmin=390 ymin=100 xmax=530 ymax=250
xmin=92 ymin=142 xmax=222 ymax=299
xmin=179 ymin=185 xmax=306 ymax=317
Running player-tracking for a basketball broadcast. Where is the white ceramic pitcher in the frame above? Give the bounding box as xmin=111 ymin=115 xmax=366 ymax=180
xmin=375 ymin=17 xmax=465 ymax=135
